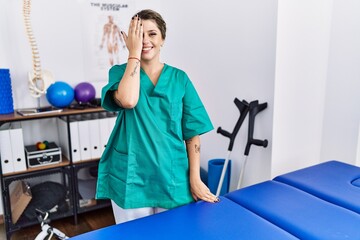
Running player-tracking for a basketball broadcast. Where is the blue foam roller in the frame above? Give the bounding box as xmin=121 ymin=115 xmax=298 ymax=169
xmin=0 ymin=69 xmax=14 ymax=114
xmin=208 ymin=159 xmax=231 ymax=196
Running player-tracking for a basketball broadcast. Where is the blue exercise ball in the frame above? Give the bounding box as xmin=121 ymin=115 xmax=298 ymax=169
xmin=46 ymin=81 xmax=74 ymax=108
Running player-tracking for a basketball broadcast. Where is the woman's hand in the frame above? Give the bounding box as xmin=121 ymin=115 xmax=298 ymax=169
xmin=190 ymin=176 xmax=220 ymax=203
xmin=121 ymin=15 xmax=143 ymax=58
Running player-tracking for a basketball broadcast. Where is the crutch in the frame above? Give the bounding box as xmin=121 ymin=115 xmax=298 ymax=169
xmin=237 ymin=100 xmax=268 ymax=189
xmin=216 ymin=98 xmax=249 ymax=197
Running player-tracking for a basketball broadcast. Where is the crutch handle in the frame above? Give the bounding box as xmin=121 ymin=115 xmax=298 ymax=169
xmin=244 ymin=139 xmax=268 ymax=156
xmin=217 ymin=127 xmax=231 ymax=139
xmin=217 ymin=98 xmax=249 ymax=151
xmin=252 ymin=139 xmax=268 ymax=147
xmin=244 ymin=100 xmax=268 ymax=156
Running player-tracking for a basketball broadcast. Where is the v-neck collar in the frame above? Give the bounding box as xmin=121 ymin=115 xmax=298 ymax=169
xmin=140 ymin=64 xmax=167 ymax=95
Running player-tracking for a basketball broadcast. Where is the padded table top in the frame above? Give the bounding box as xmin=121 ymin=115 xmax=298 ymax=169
xmin=274 ymin=160 xmax=360 ymax=214
xmin=70 ymin=197 xmax=297 ymax=240
xmin=225 ymin=180 xmax=360 ymax=240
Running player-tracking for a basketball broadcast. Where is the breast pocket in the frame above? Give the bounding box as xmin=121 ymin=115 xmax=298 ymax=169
xmin=170 ymin=102 xmax=183 ymax=137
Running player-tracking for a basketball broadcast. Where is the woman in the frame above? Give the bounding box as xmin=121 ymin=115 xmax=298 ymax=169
xmin=96 ymin=9 xmax=218 ymax=224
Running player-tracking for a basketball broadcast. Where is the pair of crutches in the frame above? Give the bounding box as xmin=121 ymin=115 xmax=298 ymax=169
xmin=215 ymin=98 xmax=268 ymax=197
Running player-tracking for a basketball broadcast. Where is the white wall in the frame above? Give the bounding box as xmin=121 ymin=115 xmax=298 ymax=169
xmin=272 ymin=0 xmax=360 ymax=177
xmin=0 ymin=0 xmax=10 ymax=68
xmin=320 ymin=0 xmax=360 ymax=165
xmin=272 ymin=0 xmax=333 ymax=176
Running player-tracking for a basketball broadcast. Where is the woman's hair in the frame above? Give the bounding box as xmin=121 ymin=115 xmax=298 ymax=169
xmin=136 ymin=9 xmax=166 ymax=40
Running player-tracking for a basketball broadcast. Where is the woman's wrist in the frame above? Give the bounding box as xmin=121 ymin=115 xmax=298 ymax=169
xmin=189 ymin=170 xmax=201 ymax=181
xmin=128 ymin=56 xmax=141 ymax=62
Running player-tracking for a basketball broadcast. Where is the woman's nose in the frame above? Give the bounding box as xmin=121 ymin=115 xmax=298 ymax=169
xmin=143 ymin=34 xmax=149 ymax=43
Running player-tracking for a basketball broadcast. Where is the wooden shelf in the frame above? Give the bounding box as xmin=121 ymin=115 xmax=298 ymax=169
xmin=0 ymin=106 xmax=106 ymax=123
xmin=73 ymin=158 xmax=101 ymax=165
xmin=3 ymin=156 xmax=70 ymax=177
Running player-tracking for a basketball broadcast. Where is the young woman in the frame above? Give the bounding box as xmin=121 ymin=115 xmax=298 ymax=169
xmin=96 ymin=9 xmax=218 ymax=224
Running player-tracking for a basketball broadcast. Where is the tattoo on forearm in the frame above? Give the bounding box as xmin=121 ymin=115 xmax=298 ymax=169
xmin=130 ymin=61 xmax=140 ymax=77
xmin=195 ymin=144 xmax=201 ymax=153
xmin=185 ymin=138 xmax=200 ymax=153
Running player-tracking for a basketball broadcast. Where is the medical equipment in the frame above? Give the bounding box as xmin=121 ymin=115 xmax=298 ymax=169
xmin=23 ymin=0 xmax=55 ymax=99
xmin=216 ymin=98 xmax=249 ymax=196
xmin=70 ymin=161 xmax=360 ymax=240
xmin=237 ymin=100 xmax=268 ymax=189
xmin=34 ymin=209 xmax=69 ymax=240
xmin=216 ymin=98 xmax=268 ymax=196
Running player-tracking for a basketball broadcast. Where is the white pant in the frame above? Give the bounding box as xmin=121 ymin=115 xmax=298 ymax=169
xmin=111 ymin=200 xmax=167 ymax=224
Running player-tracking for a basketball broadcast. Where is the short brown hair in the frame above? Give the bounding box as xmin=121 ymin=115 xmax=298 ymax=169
xmin=135 ymin=9 xmax=166 ymax=40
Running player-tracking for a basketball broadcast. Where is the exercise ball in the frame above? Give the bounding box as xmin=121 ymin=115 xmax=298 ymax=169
xmin=46 ymin=81 xmax=74 ymax=108
xmin=74 ymin=82 xmax=96 ymax=104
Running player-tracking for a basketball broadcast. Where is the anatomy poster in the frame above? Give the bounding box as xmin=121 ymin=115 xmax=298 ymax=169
xmin=81 ymin=1 xmax=135 ymax=82
xmin=81 ymin=0 xmax=161 ymax=83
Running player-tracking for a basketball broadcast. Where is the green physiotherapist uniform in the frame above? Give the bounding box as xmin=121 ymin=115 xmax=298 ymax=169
xmin=96 ymin=63 xmax=213 ymax=209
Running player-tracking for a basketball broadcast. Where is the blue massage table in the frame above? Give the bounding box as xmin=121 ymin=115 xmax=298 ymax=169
xmin=274 ymin=160 xmax=360 ymax=214
xmin=70 ymin=160 xmax=360 ymax=239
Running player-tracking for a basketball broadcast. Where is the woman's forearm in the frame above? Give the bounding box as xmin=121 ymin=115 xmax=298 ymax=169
xmin=186 ymin=135 xmax=219 ymax=203
xmin=113 ymin=15 xmax=142 ymax=109
xmin=113 ymin=58 xmax=141 ymax=108
xmin=185 ymin=135 xmax=201 ymax=181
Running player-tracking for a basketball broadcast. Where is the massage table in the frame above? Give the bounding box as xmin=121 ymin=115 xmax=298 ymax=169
xmin=70 ymin=160 xmax=360 ymax=239
xmin=274 ymin=160 xmax=360 ymax=214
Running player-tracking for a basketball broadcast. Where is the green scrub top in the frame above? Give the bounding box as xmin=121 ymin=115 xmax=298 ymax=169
xmin=96 ymin=63 xmax=213 ymax=209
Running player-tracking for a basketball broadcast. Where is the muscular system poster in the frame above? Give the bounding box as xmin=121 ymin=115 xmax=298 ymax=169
xmin=81 ymin=1 xmax=135 ymax=83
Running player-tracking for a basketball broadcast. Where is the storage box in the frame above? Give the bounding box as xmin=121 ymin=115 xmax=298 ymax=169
xmin=10 ymin=180 xmax=32 ymax=223
xmin=25 ymin=142 xmax=62 ymax=168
